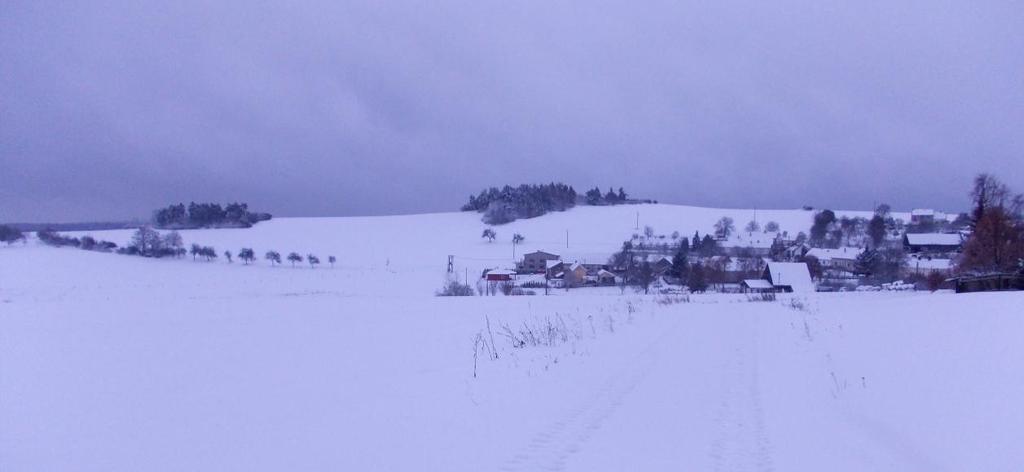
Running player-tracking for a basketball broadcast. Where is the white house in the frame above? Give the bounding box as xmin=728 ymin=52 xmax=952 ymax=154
xmin=805 ymin=247 xmax=859 ymax=272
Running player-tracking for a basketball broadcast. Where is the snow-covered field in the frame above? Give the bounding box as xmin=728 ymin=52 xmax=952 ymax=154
xmin=2 ymin=205 xmax=1020 ymax=471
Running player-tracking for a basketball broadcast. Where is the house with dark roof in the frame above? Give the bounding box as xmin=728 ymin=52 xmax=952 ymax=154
xmin=903 ymin=233 xmax=962 ymax=254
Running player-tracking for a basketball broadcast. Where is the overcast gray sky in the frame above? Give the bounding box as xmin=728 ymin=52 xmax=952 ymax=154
xmin=2 ymin=0 xmax=1022 ymax=223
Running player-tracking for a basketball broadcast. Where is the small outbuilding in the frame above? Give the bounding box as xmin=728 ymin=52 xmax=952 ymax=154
xmin=484 ymin=268 xmax=516 ymax=282
xmin=740 ymin=279 xmax=775 ymax=293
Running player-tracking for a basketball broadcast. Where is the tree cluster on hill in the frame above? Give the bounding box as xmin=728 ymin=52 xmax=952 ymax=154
xmin=154 ymin=202 xmax=272 ymax=229
xmin=1 ymin=225 xmax=26 ymax=245
xmin=583 ymin=187 xmax=629 ymax=206
xmin=121 ymin=227 xmax=186 ymax=257
xmin=461 ymin=183 xmax=578 ymax=225
xmin=958 ymin=174 xmax=1024 ymax=274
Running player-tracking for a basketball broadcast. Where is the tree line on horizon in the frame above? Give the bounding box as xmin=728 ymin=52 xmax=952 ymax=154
xmin=461 ymin=182 xmax=649 ymax=225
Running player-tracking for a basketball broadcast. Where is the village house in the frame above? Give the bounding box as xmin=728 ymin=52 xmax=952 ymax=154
xmin=910 ymin=209 xmax=936 ymax=225
xmin=903 ymin=233 xmax=962 ymax=255
xmin=762 ymin=262 xmax=815 ymax=293
xmin=805 ymin=247 xmax=859 ymax=272
xmin=545 ymin=259 xmax=565 ymax=278
xmin=519 ymin=250 xmax=560 ymax=273
xmin=596 ymin=269 xmax=618 ymax=286
xmin=719 ymin=232 xmax=779 ymax=257
xmin=906 ymin=255 xmax=953 ymax=276
xmin=651 ymin=256 xmax=673 ymax=276
xmin=563 ymin=262 xmax=589 ymax=287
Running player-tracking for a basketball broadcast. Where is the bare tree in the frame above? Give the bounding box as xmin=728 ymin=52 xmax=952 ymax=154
xmin=287 ymin=252 xmax=303 ymax=267
xmin=307 ymin=254 xmax=320 ymax=268
xmin=328 ymin=255 xmax=336 ymax=268
xmin=131 ymin=226 xmax=162 ymax=257
xmin=265 ymin=250 xmax=282 ymax=266
xmin=481 ymin=228 xmax=496 ymax=242
xmin=238 ymin=248 xmax=255 ymax=264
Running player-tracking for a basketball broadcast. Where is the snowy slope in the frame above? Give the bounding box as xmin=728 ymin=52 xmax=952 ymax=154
xmin=3 ymin=205 xmax=1020 ymax=472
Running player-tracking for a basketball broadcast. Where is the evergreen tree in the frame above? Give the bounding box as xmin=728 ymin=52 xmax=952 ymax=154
xmin=868 ymin=215 xmax=886 ymax=248
xmin=700 ymin=234 xmax=718 ymax=257
xmin=671 ymin=243 xmax=690 ymax=280
xmin=635 ymin=260 xmax=655 ymax=294
xmin=687 ymin=262 xmax=708 ymax=292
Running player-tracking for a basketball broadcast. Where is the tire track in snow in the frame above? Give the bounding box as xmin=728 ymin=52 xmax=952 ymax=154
xmin=498 ymin=317 xmax=680 ymax=472
xmin=709 ymin=314 xmax=774 ymax=472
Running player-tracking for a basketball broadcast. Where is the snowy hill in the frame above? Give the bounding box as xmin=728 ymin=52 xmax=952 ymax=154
xmin=33 ymin=203 xmax=898 ymax=296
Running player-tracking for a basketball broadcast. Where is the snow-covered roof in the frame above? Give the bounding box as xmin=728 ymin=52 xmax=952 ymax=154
xmin=568 ymin=262 xmax=583 ymax=271
xmin=597 ymin=269 xmax=616 ymax=277
xmin=909 ymin=257 xmax=953 ymax=270
xmin=905 ymin=233 xmax=962 ymax=246
xmin=806 ymin=247 xmax=859 ymax=261
xmin=486 ymin=268 xmax=516 ymax=276
xmin=720 ymin=232 xmax=777 ymax=249
xmin=742 ymin=279 xmax=774 ymax=289
xmin=912 ymin=209 xmax=935 ymax=216
xmin=545 ymin=259 xmax=563 ymax=269
xmin=764 ymin=262 xmax=815 ymax=293
xmin=525 ymin=250 xmax=560 ymax=258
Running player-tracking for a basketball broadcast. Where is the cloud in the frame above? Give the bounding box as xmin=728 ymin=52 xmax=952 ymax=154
xmin=2 ymin=0 xmax=1023 ymax=222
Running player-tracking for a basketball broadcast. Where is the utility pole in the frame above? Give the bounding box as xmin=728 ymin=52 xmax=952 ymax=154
xmin=447 ymin=255 xmax=454 ymax=273
xmin=635 ymin=211 xmax=639 ymax=230
xmin=566 ymin=230 xmax=569 ymax=249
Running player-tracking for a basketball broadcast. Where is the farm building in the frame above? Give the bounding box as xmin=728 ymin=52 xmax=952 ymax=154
xmin=903 ymin=233 xmax=962 ymax=254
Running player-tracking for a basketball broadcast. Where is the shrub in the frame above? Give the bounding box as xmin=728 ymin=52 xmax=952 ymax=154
xmin=436 ymin=279 xmax=475 ymax=296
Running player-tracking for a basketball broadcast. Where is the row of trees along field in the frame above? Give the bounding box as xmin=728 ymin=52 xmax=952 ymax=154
xmin=34 ymin=226 xmax=336 ymax=268
xmin=153 ymin=202 xmax=271 ymax=229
